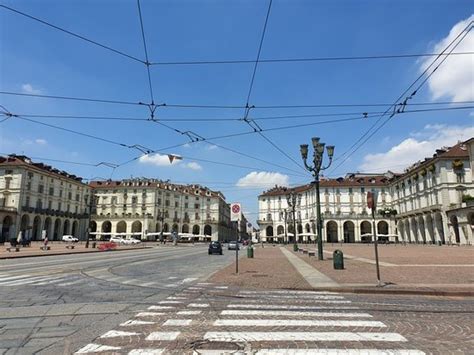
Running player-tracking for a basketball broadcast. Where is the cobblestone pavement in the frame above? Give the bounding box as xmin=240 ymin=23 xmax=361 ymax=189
xmin=75 ymin=284 xmax=474 ymax=354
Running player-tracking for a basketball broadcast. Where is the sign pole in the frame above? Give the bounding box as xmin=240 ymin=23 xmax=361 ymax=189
xmin=236 ymin=219 xmax=239 ymax=274
xmin=368 ymin=191 xmax=382 ymax=286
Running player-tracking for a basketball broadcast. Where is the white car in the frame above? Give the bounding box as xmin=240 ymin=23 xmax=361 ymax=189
xmin=128 ymin=238 xmax=141 ymax=245
xmin=62 ymin=235 xmax=79 ymax=243
xmin=110 ymin=236 xmax=126 ymax=244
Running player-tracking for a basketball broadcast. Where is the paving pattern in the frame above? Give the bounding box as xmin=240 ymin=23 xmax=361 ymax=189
xmin=75 ymin=284 xmax=429 ymax=354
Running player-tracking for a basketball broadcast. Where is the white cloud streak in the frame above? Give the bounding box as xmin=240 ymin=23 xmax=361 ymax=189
xmin=236 ymin=171 xmax=289 ymax=188
xmin=21 ymin=83 xmax=42 ymax=95
xmin=421 ymin=14 xmax=474 ymax=102
xmin=359 ymin=124 xmax=474 ymax=172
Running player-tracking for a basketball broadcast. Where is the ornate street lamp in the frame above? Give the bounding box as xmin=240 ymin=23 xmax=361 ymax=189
xmin=300 ymin=137 xmax=335 ymax=260
xmin=285 ymin=189 xmax=301 ymax=246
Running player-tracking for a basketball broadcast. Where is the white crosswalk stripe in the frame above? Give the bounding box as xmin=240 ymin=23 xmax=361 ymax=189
xmin=75 ymin=284 xmax=426 ymax=354
xmin=0 ymin=274 xmax=86 ymax=287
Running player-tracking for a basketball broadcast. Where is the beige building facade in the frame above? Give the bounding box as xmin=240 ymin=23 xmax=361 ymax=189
xmin=258 ymin=139 xmax=474 ymax=245
xmin=0 ymin=155 xmax=91 ymax=243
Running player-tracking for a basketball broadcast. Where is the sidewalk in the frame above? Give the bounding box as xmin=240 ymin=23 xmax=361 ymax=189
xmin=0 ymin=241 xmax=149 ymax=259
xmin=209 ymin=244 xmax=474 ymax=296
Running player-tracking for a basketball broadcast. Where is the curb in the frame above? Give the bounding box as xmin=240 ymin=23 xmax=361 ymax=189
xmin=278 ymin=285 xmax=474 ymax=297
xmin=0 ymin=246 xmax=152 ymax=260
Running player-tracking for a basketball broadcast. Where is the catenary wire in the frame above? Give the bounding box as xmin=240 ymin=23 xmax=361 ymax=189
xmin=329 ymin=21 xmax=473 ymax=173
xmin=136 ymin=0 xmax=155 ymax=103
xmin=0 ymin=4 xmax=145 ymax=64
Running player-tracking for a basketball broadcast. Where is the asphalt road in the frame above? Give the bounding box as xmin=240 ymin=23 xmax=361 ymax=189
xmin=0 ymin=244 xmax=236 ymax=354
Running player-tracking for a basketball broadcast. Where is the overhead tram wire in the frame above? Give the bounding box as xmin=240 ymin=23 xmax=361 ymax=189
xmin=136 ymin=0 xmax=155 ymax=104
xmin=3 ymin=90 xmax=473 ymax=111
xmin=148 ymin=51 xmax=474 ymax=66
xmin=0 ymin=4 xmax=145 ymax=64
xmin=0 ymin=153 xmax=119 ymax=168
xmin=329 ymin=21 xmax=474 ymax=173
xmin=239 ymin=0 xmax=309 ymax=176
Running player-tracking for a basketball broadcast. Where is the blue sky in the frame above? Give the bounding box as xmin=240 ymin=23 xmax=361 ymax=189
xmin=1 ymin=0 xmax=473 ymax=223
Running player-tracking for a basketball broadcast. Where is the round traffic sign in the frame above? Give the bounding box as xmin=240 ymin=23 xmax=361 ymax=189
xmin=232 ymin=204 xmax=240 ymax=213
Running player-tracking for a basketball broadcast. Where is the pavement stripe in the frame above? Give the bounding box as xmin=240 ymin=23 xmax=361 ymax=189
xmin=148 ymin=306 xmax=175 ymax=310
xmin=167 ymin=296 xmax=187 ymax=300
xmin=100 ymin=330 xmax=139 ymax=338
xmin=0 ymin=275 xmax=63 ymax=286
xmin=227 ymin=304 xmax=359 ymax=310
xmin=197 ymin=350 xmax=425 ymax=355
xmin=121 ymin=320 xmax=155 ymax=326
xmin=239 ymin=290 xmax=338 ymax=295
xmin=177 ymin=310 xmax=202 ymax=315
xmin=234 ymin=298 xmax=352 ymax=304
xmin=239 ymin=294 xmax=345 ymax=300
xmin=159 ymin=300 xmax=182 ymax=304
xmin=221 ymin=310 xmax=372 ymax=318
xmin=203 ymin=332 xmax=407 ymax=342
xmin=181 ymin=278 xmax=198 ymax=283
xmin=188 ymin=303 xmax=210 ymax=308
xmin=0 ymin=275 xmax=33 ymax=282
xmin=75 ymin=343 xmax=121 ymax=353
xmin=56 ymin=279 xmax=85 ymax=287
xmin=214 ymin=319 xmax=386 ymax=327
xmin=163 ymin=319 xmax=192 ymax=326
xmin=214 ymin=286 xmax=228 ymax=289
xmin=145 ymin=331 xmax=180 ymax=341
xmin=128 ymin=349 xmax=164 ymax=355
xmin=136 ymin=312 xmax=165 ymax=317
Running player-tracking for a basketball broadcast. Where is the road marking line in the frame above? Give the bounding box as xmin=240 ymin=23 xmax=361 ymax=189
xmin=163 ymin=319 xmax=192 ymax=326
xmin=145 ymin=331 xmax=180 ymax=341
xmin=75 ymin=343 xmax=121 ymax=353
xmin=227 ymin=304 xmax=359 ymax=310
xmin=128 ymin=349 xmax=164 ymax=355
xmin=177 ymin=310 xmax=202 ymax=315
xmin=238 ymin=294 xmax=345 ymax=300
xmin=221 ymin=310 xmax=372 ymax=318
xmin=214 ymin=319 xmax=386 ymax=327
xmin=167 ymin=296 xmax=187 ymax=300
xmin=239 ymin=290 xmax=338 ymax=295
xmin=0 ymin=275 xmax=33 ymax=282
xmin=136 ymin=312 xmax=165 ymax=317
xmin=148 ymin=306 xmax=175 ymax=310
xmin=0 ymin=275 xmax=62 ymax=286
xmin=168 ymin=276 xmax=178 ymax=279
xmin=121 ymin=320 xmax=155 ymax=326
xmin=181 ymin=278 xmax=198 ymax=283
xmin=100 ymin=330 xmax=139 ymax=338
xmin=197 ymin=350 xmax=425 ymax=355
xmin=197 ymin=282 xmax=212 ymax=285
xmin=203 ymin=332 xmax=407 ymax=342
xmin=56 ymin=279 xmax=84 ymax=287
xmin=233 ymin=298 xmax=352 ymax=304
xmin=214 ymin=286 xmax=228 ymax=289
xmin=188 ymin=303 xmax=210 ymax=308
xmin=164 ymin=284 xmax=178 ymax=288
xmin=159 ymin=300 xmax=182 ymax=304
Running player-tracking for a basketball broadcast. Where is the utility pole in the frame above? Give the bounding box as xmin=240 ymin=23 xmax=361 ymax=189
xmin=284 ymin=209 xmax=288 ymax=244
xmin=368 ymin=191 xmax=383 ymax=286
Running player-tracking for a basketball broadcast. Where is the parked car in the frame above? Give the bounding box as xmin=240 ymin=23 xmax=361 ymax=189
xmin=110 ymin=236 xmax=125 ymax=244
xmin=123 ymin=238 xmax=142 ymax=245
xmin=228 ymin=241 xmax=239 ymax=250
xmin=208 ymin=241 xmax=223 ymax=255
xmin=62 ymin=235 xmax=79 ymax=243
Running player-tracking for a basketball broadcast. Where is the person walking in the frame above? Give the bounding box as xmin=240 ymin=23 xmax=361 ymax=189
xmin=16 ymin=230 xmax=23 ymax=246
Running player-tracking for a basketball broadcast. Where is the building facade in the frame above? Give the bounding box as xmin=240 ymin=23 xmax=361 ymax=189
xmin=258 ymin=139 xmax=474 ymax=245
xmin=0 ymin=155 xmax=91 ymax=243
xmin=89 ymin=178 xmax=234 ymax=242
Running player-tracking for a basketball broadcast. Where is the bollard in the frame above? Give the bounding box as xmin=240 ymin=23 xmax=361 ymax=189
xmin=92 ymin=242 xmax=96 ymax=248
xmin=438 ymin=241 xmax=442 ymax=246
xmin=247 ymin=246 xmax=254 ymax=258
xmin=333 ymin=249 xmax=344 ymax=270
xmin=293 ymin=244 xmax=298 ymax=252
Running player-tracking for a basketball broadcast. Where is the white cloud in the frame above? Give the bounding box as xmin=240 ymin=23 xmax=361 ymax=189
xmin=139 ymin=153 xmax=201 ymax=171
xmin=206 ymin=144 xmax=218 ymax=151
xmin=184 ymin=162 xmax=202 ymax=170
xmin=139 ymin=153 xmax=181 ymax=166
xmin=35 ymin=138 xmax=47 ymax=145
xmin=21 ymin=83 xmax=42 ymax=95
xmin=236 ymin=171 xmax=289 ymax=188
xmin=359 ymin=123 xmax=474 ymax=172
xmin=421 ymin=15 xmax=474 ymax=101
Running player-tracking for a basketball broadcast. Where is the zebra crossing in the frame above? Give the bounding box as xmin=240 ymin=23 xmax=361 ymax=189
xmin=75 ymin=284 xmax=425 ymax=354
xmin=0 ymin=272 xmax=87 ymax=287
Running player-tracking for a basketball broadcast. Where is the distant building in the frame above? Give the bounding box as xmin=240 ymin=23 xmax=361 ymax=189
xmin=257 ymin=138 xmax=474 ymax=245
xmin=89 ymin=179 xmax=234 ymax=242
xmin=0 ymin=155 xmax=91 ymax=243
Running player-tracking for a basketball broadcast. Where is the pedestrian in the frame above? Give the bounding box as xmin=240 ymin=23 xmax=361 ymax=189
xmin=17 ymin=231 xmax=23 ymax=246
xmin=43 ymin=235 xmax=49 ymax=250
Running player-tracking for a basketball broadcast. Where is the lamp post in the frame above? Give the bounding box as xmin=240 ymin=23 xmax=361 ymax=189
xmin=285 ymin=190 xmax=301 ymax=246
xmin=283 ymin=209 xmax=288 ymax=244
xmin=300 ymin=137 xmax=335 ymax=260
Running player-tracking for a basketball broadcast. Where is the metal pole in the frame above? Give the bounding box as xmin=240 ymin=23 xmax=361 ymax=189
xmin=372 ymin=208 xmax=381 ymax=285
xmin=315 ymin=176 xmax=324 ymax=260
xmin=284 ymin=210 xmax=288 ymax=245
xmin=293 ymin=204 xmax=297 ymax=245
xmin=236 ymin=219 xmax=239 ymax=274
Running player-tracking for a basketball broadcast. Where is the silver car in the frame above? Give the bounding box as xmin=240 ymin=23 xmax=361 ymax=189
xmin=228 ymin=241 xmax=239 ymax=250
